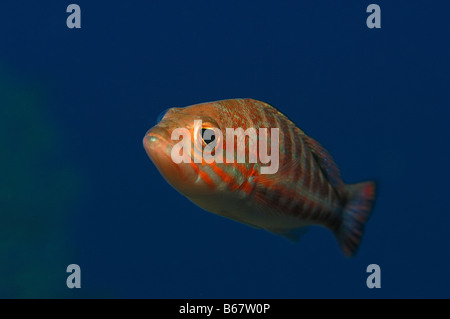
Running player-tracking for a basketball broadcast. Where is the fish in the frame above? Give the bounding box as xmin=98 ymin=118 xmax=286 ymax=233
xmin=143 ymin=98 xmax=376 ymax=257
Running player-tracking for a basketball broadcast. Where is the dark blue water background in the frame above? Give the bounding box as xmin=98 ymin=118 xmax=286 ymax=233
xmin=0 ymin=1 xmax=449 ymax=298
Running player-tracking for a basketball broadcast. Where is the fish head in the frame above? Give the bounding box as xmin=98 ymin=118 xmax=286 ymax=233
xmin=143 ymin=102 xmax=227 ymax=197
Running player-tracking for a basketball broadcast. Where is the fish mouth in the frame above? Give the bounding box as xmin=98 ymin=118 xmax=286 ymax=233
xmin=143 ymin=126 xmax=195 ymax=193
xmin=143 ymin=122 xmax=216 ymax=196
xmin=143 ymin=127 xmax=176 ymax=172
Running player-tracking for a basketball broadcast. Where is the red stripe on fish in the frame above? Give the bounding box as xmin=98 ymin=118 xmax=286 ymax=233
xmin=189 ymin=161 xmax=216 ymax=189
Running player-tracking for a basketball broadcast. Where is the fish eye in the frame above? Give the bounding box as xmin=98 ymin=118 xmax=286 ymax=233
xmin=201 ymin=128 xmax=216 ymax=145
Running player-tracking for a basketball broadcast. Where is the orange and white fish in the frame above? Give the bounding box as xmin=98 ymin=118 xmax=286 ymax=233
xmin=143 ymin=99 xmax=376 ymax=256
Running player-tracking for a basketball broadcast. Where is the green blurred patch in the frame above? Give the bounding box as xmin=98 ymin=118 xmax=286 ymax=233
xmin=0 ymin=66 xmax=82 ymax=298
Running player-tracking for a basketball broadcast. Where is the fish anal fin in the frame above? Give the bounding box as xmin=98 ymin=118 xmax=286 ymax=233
xmin=216 ymin=209 xmax=262 ymax=229
xmin=266 ymin=226 xmax=310 ymax=242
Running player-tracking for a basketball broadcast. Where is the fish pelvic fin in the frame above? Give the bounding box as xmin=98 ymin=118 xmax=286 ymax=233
xmin=337 ymin=181 xmax=377 ymax=257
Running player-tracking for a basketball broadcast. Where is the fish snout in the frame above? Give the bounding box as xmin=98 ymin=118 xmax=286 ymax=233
xmin=143 ymin=124 xmax=211 ymax=196
xmin=143 ymin=126 xmax=172 ymax=161
xmin=143 ymin=126 xmax=195 ymax=192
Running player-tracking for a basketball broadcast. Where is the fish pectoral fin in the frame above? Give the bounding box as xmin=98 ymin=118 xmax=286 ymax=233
xmin=266 ymin=226 xmax=310 ymax=242
xmin=252 ymin=157 xmax=303 ymax=186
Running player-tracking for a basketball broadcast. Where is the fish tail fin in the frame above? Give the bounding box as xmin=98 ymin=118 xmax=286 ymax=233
xmin=337 ymin=181 xmax=377 ymax=257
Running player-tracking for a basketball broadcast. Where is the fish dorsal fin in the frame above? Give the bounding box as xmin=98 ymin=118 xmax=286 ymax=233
xmin=301 ymin=133 xmax=344 ymax=190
